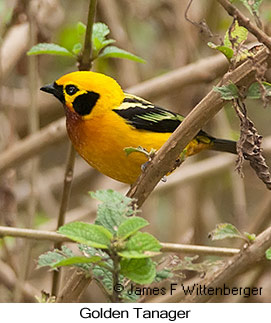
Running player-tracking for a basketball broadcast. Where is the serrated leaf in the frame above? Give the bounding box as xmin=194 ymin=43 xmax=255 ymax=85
xmin=92 ymin=22 xmax=111 ymax=53
xmin=99 ymin=46 xmax=146 ymax=63
xmin=224 ymin=20 xmax=248 ymax=48
xmin=265 ymin=247 xmax=271 ymax=260
xmin=213 ymin=83 xmax=239 ymax=100
xmin=58 ymin=222 xmax=112 ymax=249
xmin=90 ymin=189 xmax=132 ymax=205
xmin=52 ymin=256 xmax=101 ymax=268
xmin=90 ymin=189 xmax=136 ymax=234
xmin=38 ymin=251 xmax=66 ymax=269
xmin=95 ymin=204 xmax=127 ymax=235
xmin=120 ymin=258 xmax=156 ymax=284
xmin=121 ymin=232 xmax=161 ymax=257
xmin=92 ymin=22 xmax=110 ymax=41
xmin=117 ymin=217 xmax=149 ymax=240
xmin=78 ymin=244 xmax=108 ymax=258
xmin=209 ymin=223 xmax=243 ymax=241
xmin=27 ymin=43 xmax=74 ymax=57
xmin=208 ymin=42 xmax=234 ymax=60
xmin=72 ymin=43 xmax=82 ymax=55
xmin=247 ymin=82 xmax=271 ymax=99
xmin=92 ymin=264 xmax=113 ymax=291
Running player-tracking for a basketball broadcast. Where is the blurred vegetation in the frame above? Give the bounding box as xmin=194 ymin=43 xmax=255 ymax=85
xmin=1 ymin=0 xmax=271 ymax=302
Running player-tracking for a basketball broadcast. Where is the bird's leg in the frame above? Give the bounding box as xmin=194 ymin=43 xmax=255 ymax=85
xmin=139 ymin=147 xmax=157 ymax=171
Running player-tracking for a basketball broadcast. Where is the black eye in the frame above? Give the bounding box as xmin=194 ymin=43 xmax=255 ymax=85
xmin=65 ymin=85 xmax=79 ymax=96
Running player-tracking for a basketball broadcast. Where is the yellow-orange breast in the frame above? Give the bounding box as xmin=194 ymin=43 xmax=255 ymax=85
xmin=65 ymin=107 xmax=173 ymax=184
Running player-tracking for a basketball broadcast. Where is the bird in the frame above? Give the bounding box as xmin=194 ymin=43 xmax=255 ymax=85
xmin=40 ymin=71 xmax=237 ymax=184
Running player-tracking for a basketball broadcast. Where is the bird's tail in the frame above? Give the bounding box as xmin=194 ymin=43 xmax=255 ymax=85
xmin=211 ymin=138 xmax=237 ymax=154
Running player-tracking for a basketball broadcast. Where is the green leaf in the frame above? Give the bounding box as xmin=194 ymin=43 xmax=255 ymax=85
xmin=90 ymin=189 xmax=136 ymax=234
xmin=265 ymin=247 xmax=271 ymax=260
xmin=92 ymin=264 xmax=113 ymax=292
xmin=99 ymin=46 xmax=146 ymax=63
xmin=38 ymin=250 xmax=66 ymax=269
xmin=91 ymin=23 xmax=115 ymax=54
xmin=99 ymin=39 xmax=115 ymax=48
xmin=94 ymin=204 xmax=126 ymax=235
xmin=240 ymin=0 xmax=263 ymax=15
xmin=118 ymin=232 xmax=161 ymax=258
xmin=90 ymin=189 xmax=132 ymax=206
xmin=247 ymin=82 xmax=271 ymax=99
xmin=213 ymin=83 xmax=239 ymax=100
xmin=117 ymin=217 xmax=149 ymax=240
xmin=52 ymin=256 xmax=101 ymax=268
xmin=27 ymin=43 xmax=74 ymax=57
xmin=120 ymin=258 xmax=156 ymax=284
xmin=72 ymin=43 xmax=82 ymax=55
xmin=92 ymin=23 xmax=110 ymax=48
xmin=208 ymin=42 xmax=234 ymax=60
xmin=77 ymin=21 xmax=86 ymax=37
xmin=58 ymin=222 xmax=113 ymax=249
xmin=209 ymin=223 xmax=243 ymax=241
xmin=224 ymin=20 xmax=248 ymax=48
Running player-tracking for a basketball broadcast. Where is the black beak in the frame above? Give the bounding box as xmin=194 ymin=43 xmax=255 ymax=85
xmin=40 ymin=82 xmax=64 ymax=103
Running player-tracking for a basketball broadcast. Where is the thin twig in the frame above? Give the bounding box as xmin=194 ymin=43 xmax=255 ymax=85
xmin=56 ymin=146 xmax=77 ymax=233
xmin=51 ymin=144 xmax=76 ymax=296
xmin=161 ymin=242 xmax=239 ymax=257
xmin=51 ymin=0 xmax=98 ymax=297
xmin=0 ymin=225 xmax=240 ymax=257
xmin=78 ymin=0 xmax=97 ymax=71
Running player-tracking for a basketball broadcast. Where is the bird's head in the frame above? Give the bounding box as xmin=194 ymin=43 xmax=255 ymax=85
xmin=40 ymin=71 xmax=124 ymax=119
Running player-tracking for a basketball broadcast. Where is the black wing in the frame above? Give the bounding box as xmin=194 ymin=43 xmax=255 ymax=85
xmin=113 ymin=94 xmax=184 ymax=133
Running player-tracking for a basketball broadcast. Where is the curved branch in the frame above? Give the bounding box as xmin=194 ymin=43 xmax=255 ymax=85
xmin=127 ymin=47 xmax=270 ymax=207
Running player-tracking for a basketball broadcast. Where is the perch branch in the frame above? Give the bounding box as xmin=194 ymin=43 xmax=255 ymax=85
xmin=127 ymin=47 xmax=270 ymax=207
